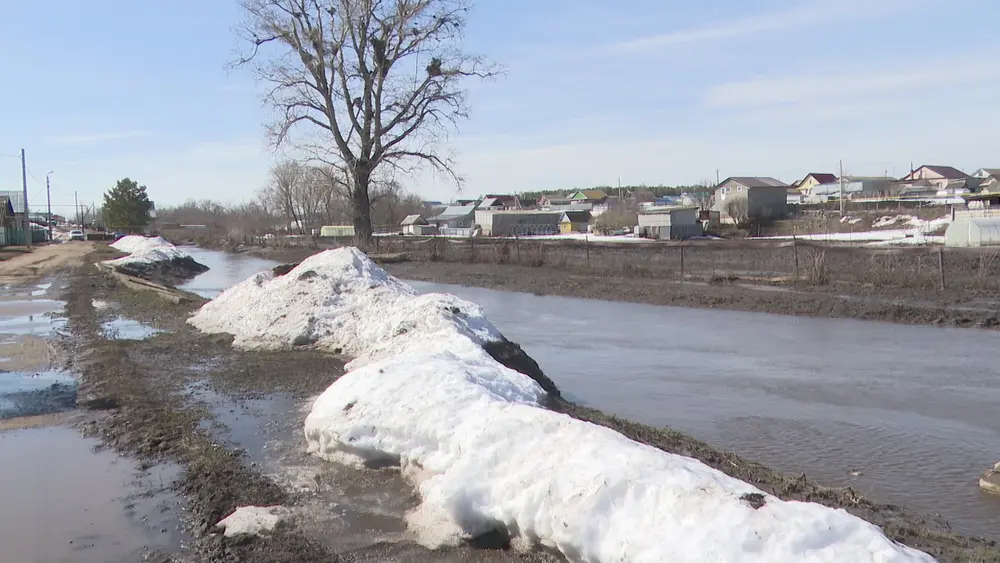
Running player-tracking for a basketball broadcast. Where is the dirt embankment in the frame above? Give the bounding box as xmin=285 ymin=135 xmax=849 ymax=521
xmin=380 ymin=260 xmax=1000 ymax=330
xmin=68 ymin=251 xmax=1000 ymax=562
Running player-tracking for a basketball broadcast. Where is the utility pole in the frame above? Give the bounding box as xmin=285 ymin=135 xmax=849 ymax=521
xmin=617 ymin=177 xmax=622 ymax=199
xmin=20 ymin=149 xmax=32 ymax=248
xmin=839 ymin=159 xmax=845 ymax=216
xmin=716 ymin=169 xmax=720 ymax=185
xmin=46 ymin=172 xmax=53 ymax=241
xmin=75 ymin=191 xmax=80 ymax=228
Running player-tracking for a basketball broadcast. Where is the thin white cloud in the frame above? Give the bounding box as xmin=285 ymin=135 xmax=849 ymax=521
xmin=50 ymin=130 xmax=155 ymax=146
xmin=704 ymin=49 xmax=1000 ymax=108
xmin=611 ymin=0 xmax=908 ymax=53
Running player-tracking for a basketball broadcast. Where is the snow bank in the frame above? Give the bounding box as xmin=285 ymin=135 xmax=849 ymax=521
xmin=191 ymin=248 xmax=934 ymax=562
xmin=187 ymin=248 xmax=506 ymax=368
xmin=216 ymin=506 xmax=291 ymax=537
xmin=105 ymin=235 xmax=190 ymax=267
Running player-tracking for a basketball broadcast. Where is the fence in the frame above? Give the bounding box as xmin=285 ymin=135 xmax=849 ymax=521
xmin=361 ymin=236 xmax=1000 ymax=295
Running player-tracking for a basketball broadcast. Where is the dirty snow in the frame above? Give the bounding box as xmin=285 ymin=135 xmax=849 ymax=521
xmin=104 ymin=235 xmax=189 ymax=267
xmin=763 ymin=215 xmax=950 ymax=244
xmin=215 ymin=506 xmax=291 ymax=537
xmin=192 ymin=248 xmax=935 ymax=563
xmin=871 ymin=215 xmax=949 ymax=231
xmin=839 ymin=216 xmax=863 ymax=225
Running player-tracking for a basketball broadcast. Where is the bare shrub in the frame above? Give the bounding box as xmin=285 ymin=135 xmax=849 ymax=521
xmin=593 ymin=208 xmax=638 ymax=234
xmin=808 ymin=250 xmax=829 ymax=285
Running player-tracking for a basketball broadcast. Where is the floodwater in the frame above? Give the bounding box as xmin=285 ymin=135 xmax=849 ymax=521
xmin=0 ymin=426 xmax=183 ymax=563
xmin=409 ymin=280 xmax=1000 ymax=541
xmin=178 ymin=246 xmax=277 ymax=298
xmin=185 ymin=248 xmax=1000 ymax=541
xmin=101 ymin=317 xmax=161 ymax=341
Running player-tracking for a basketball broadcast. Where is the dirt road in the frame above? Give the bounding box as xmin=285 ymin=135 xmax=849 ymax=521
xmin=0 ymin=242 xmax=99 ymax=285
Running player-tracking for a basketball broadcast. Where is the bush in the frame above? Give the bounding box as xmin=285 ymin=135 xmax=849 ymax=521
xmin=593 ymin=208 xmax=638 ymax=234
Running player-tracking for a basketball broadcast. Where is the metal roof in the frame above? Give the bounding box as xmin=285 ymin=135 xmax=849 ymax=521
xmin=721 ymin=177 xmax=788 ymax=188
xmin=431 ymin=205 xmax=476 ymax=221
xmin=400 ymin=214 xmax=425 ymax=226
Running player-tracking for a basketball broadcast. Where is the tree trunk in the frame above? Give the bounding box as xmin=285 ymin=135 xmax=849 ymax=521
xmin=352 ymin=165 xmax=374 ymax=248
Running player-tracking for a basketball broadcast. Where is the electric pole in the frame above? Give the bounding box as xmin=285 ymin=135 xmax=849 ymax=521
xmin=46 ymin=172 xmax=53 ymax=241
xmin=75 ymin=191 xmax=80 ymax=228
xmin=716 ymin=169 xmax=721 ymax=186
xmin=20 ymin=149 xmax=32 ymax=248
xmin=839 ymin=160 xmax=845 ymax=216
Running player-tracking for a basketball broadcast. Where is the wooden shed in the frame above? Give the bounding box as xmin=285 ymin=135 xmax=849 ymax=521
xmin=559 ymin=210 xmax=591 ymax=233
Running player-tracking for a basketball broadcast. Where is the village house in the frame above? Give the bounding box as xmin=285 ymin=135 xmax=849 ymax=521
xmin=897 ymin=165 xmax=974 ymax=195
xmin=474 ymin=209 xmax=562 ymax=236
xmin=558 ymin=210 xmax=591 ymax=233
xmin=795 ymin=173 xmax=838 ymax=194
xmin=537 ymin=195 xmax=572 ymax=207
xmin=972 ymin=168 xmax=1000 ymax=193
xmin=805 ymin=177 xmax=895 ymax=203
xmin=400 ymin=214 xmax=430 ymax=235
xmin=428 ymin=204 xmax=476 ymax=235
xmin=636 ymin=207 xmax=701 ymax=240
xmin=712 ymin=177 xmax=789 ymax=221
xmin=568 ymin=189 xmax=608 ymax=204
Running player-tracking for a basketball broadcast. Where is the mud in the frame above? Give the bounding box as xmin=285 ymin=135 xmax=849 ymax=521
xmin=66 ymin=251 xmax=1000 ymax=562
xmin=381 ymin=260 xmax=1000 ymax=330
xmin=108 ymin=255 xmax=211 ymax=286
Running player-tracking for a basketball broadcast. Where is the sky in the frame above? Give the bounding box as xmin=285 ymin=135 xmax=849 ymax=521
xmin=1 ymin=0 xmax=998 ymax=212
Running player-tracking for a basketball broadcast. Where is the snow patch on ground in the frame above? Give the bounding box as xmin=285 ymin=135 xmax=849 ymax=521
xmin=191 ymin=248 xmax=935 ymax=562
xmin=763 ymin=215 xmax=950 ymax=244
xmin=104 ymin=235 xmax=190 ymax=267
xmin=215 ymin=506 xmax=291 ymax=537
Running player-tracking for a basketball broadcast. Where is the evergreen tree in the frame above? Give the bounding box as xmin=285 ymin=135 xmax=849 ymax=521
xmin=103 ymin=178 xmax=154 ymax=230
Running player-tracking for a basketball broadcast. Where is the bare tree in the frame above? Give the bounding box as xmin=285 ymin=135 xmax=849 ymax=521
xmin=724 ymin=196 xmax=750 ymax=228
xmin=236 ymin=0 xmax=498 ymax=245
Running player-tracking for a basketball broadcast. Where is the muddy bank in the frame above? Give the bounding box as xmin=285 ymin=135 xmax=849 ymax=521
xmin=69 ymin=259 xmax=565 ymax=562
xmin=379 ymin=260 xmax=1000 ymax=330
xmin=107 ymin=255 xmax=211 ymax=286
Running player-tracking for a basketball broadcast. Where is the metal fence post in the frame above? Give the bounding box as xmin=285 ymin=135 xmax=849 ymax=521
xmin=938 ymin=248 xmax=946 ymax=290
xmin=793 ymin=238 xmax=799 ymax=279
xmin=679 ymin=244 xmax=685 ymax=280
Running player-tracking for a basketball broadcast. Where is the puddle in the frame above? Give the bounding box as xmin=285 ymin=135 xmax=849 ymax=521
xmin=30 ymin=282 xmax=53 ymax=297
xmin=0 ymin=298 xmax=67 ymax=336
xmin=187 ymin=379 xmax=416 ymax=552
xmin=101 ymin=318 xmax=161 ymax=341
xmin=0 ymin=370 xmax=78 ymax=419
xmin=0 ymin=426 xmax=184 ymax=563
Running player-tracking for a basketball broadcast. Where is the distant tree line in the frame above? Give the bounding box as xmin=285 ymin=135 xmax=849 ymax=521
xmin=155 ymin=160 xmax=425 ymax=244
xmin=519 ymin=184 xmax=713 ymax=204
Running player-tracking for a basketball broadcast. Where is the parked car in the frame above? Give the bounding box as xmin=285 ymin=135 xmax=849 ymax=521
xmin=112 ymin=231 xmax=126 ymax=241
xmin=69 ymin=230 xmax=85 ymax=241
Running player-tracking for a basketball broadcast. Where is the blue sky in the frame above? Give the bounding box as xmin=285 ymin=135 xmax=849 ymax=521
xmin=1 ymin=0 xmax=997 ymax=211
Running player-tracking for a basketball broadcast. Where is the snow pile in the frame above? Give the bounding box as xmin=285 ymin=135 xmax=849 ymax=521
xmin=839 ymin=216 xmax=863 ymax=225
xmin=215 ymin=506 xmax=291 ymax=537
xmin=105 ymin=235 xmax=189 ymax=267
xmin=188 ymin=248 xmax=505 ymax=367
xmin=191 ymin=248 xmax=934 ymax=562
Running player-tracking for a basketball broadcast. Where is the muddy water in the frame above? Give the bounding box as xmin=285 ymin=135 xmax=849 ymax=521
xmin=178 ymin=246 xmax=277 ymax=298
xmin=0 ymin=279 xmax=185 ymax=562
xmin=184 ymin=249 xmax=1000 ymax=540
xmin=0 ymin=426 xmax=183 ymax=563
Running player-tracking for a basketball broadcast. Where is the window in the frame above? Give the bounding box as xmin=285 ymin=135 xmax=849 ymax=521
xmin=737 ymin=186 xmax=743 ymax=191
